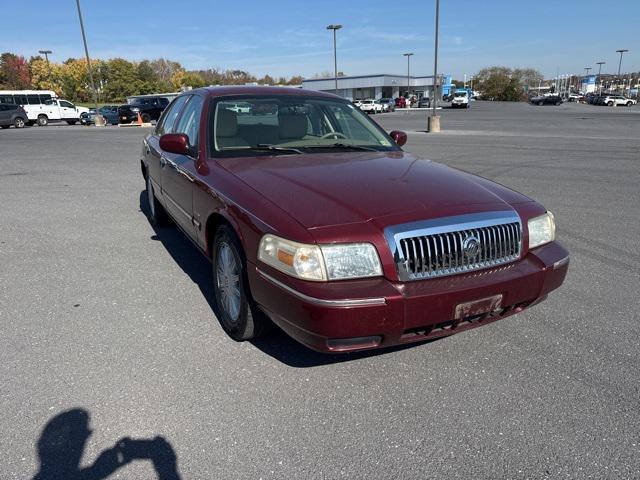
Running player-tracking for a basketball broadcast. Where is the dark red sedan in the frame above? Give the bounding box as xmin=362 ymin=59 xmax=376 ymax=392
xmin=141 ymin=86 xmax=569 ymax=353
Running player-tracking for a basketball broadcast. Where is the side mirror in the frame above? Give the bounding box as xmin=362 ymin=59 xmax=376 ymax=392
xmin=160 ymin=133 xmax=190 ymax=154
xmin=389 ymin=130 xmax=407 ymax=147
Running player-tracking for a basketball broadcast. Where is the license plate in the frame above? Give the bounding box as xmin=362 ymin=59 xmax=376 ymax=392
xmin=454 ymin=294 xmax=503 ymax=320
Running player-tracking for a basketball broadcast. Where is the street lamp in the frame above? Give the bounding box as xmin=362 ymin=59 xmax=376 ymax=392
xmin=596 ymin=61 xmax=605 ymax=94
xmin=616 ymin=49 xmax=628 ymax=76
xmin=326 ymin=24 xmax=342 ymax=95
xmin=38 ymin=49 xmax=53 ymax=85
xmin=403 ymin=53 xmax=413 ymax=103
xmin=429 ymin=0 xmax=440 ymax=132
xmin=75 ymin=0 xmax=104 ymax=125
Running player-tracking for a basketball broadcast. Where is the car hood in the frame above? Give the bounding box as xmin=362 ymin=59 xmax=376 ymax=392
xmin=220 ymin=151 xmax=533 ymax=229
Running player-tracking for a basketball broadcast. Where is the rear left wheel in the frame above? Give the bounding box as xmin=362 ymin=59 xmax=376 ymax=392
xmin=37 ymin=114 xmax=48 ymax=126
xmin=212 ymin=225 xmax=270 ymax=341
xmin=14 ymin=117 xmax=25 ymax=128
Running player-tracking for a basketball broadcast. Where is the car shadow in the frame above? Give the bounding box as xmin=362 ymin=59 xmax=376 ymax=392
xmin=139 ymin=191 xmax=441 ymax=367
xmin=33 ymin=408 xmax=180 ymax=480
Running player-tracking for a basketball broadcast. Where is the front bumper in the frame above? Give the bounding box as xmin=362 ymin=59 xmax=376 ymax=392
xmin=249 ymin=241 xmax=569 ymax=353
xmin=119 ymin=112 xmax=138 ymax=124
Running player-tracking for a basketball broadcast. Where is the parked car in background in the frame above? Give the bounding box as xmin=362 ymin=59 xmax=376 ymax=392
xmin=80 ymin=106 xmax=120 ymax=125
xmin=602 ymin=95 xmax=636 ymax=107
xmin=451 ymin=89 xmax=471 ymax=108
xmin=352 ymin=99 xmax=364 ymax=109
xmin=0 ymin=103 xmax=28 ymax=128
xmin=418 ymin=97 xmax=431 ymax=108
xmin=118 ymin=96 xmax=169 ymax=124
xmin=359 ymin=99 xmax=383 ymax=114
xmin=141 ymin=86 xmax=569 ymax=353
xmin=529 ymin=94 xmax=563 ymax=106
xmin=394 ymin=97 xmax=406 ymax=108
xmin=379 ymin=98 xmax=395 ymax=112
xmin=0 ymin=90 xmax=89 ymax=126
xmin=567 ymin=93 xmax=583 ymax=102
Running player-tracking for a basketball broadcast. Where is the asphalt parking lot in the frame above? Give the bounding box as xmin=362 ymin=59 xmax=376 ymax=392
xmin=1 ymin=101 xmax=639 ymax=479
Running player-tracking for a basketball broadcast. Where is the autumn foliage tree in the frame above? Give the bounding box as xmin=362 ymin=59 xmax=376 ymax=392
xmin=0 ymin=53 xmax=31 ymax=89
xmin=475 ymin=66 xmax=544 ymax=101
xmin=1 ymin=51 xmax=304 ymax=102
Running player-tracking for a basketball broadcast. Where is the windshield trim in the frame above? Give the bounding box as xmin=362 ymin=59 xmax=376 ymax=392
xmin=206 ymin=94 xmax=401 ymax=159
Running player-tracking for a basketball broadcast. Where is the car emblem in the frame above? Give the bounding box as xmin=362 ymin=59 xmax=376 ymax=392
xmin=462 ymin=235 xmax=481 ymax=259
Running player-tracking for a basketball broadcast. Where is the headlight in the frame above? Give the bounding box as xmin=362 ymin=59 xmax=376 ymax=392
xmin=258 ymin=234 xmax=382 ymax=281
xmin=130 ymin=107 xmax=140 ymax=112
xmin=528 ymin=212 xmax=555 ymax=249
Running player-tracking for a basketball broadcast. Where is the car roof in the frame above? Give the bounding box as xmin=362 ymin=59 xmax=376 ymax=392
xmin=197 ymin=85 xmax=340 ymax=100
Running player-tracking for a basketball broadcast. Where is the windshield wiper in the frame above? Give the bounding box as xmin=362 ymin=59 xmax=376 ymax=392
xmin=220 ymin=144 xmax=304 ymax=155
xmin=304 ymin=143 xmax=379 ymax=152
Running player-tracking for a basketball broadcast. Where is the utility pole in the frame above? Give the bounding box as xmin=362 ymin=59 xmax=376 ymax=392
xmin=75 ymin=0 xmax=104 ymax=126
xmin=429 ymin=0 xmax=440 ymax=132
xmin=403 ymin=53 xmax=414 ymax=103
xmin=596 ymin=62 xmax=605 ymax=95
xmin=326 ymin=24 xmax=342 ymax=95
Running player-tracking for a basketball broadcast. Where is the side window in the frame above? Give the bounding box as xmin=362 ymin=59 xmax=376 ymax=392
xmin=39 ymin=94 xmax=52 ymax=104
xmin=156 ymin=95 xmax=189 ymax=136
xmin=0 ymin=95 xmax=12 ymax=104
xmin=60 ymin=100 xmax=74 ymax=108
xmin=175 ymin=95 xmax=204 ymax=150
xmin=13 ymin=94 xmax=27 ymax=105
xmin=27 ymin=95 xmax=40 ymax=105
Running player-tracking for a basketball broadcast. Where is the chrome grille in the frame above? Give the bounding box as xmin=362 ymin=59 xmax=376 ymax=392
xmin=384 ymin=211 xmax=522 ymax=281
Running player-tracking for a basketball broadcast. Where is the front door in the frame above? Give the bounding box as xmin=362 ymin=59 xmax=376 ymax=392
xmin=159 ymin=94 xmax=204 ymax=238
xmin=58 ymin=100 xmax=77 ymax=120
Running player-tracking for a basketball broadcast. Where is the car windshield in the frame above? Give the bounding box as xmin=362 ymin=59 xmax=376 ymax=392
xmin=454 ymin=92 xmax=467 ymax=97
xmin=210 ymin=95 xmax=397 ymax=155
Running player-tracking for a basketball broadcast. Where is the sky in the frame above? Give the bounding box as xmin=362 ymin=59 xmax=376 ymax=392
xmin=1 ymin=0 xmax=638 ymax=80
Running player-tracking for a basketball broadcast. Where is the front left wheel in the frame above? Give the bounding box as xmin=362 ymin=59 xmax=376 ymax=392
xmin=212 ymin=225 xmax=270 ymax=341
xmin=14 ymin=117 xmax=25 ymax=128
xmin=145 ymin=174 xmax=170 ymax=227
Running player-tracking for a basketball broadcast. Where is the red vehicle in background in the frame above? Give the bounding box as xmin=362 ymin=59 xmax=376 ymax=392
xmin=141 ymin=86 xmax=569 ymax=354
xmin=395 ymin=97 xmax=406 ymax=108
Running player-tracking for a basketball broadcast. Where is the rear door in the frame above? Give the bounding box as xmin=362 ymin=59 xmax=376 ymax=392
xmin=160 ymin=94 xmax=204 ymax=237
xmin=0 ymin=105 xmax=10 ymax=125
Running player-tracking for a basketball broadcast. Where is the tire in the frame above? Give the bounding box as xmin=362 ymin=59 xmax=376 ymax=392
xmin=141 ymin=113 xmax=151 ymax=123
xmin=627 ymin=102 xmax=633 ymax=107
xmin=607 ymin=101 xmax=614 ymax=107
xmin=37 ymin=115 xmax=48 ymax=126
xmin=555 ymin=101 xmax=561 ymax=106
xmin=145 ymin=173 xmax=170 ymax=227
xmin=13 ymin=117 xmax=25 ymax=128
xmin=66 ymin=120 xmax=77 ymax=125
xmin=212 ymin=225 xmax=270 ymax=341
xmin=538 ymin=101 xmax=544 ymax=106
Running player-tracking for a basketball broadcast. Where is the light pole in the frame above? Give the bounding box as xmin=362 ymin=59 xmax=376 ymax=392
xmin=596 ymin=61 xmax=605 ymax=94
xmin=403 ymin=53 xmax=414 ymax=103
xmin=38 ymin=49 xmax=53 ymax=85
xmin=326 ymin=24 xmax=342 ymax=95
xmin=429 ymin=0 xmax=440 ymax=132
xmin=75 ymin=0 xmax=104 ymax=125
xmin=616 ymin=49 xmax=628 ymax=76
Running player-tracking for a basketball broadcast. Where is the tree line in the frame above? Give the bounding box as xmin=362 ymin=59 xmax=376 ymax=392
xmin=0 ymin=52 xmax=304 ymax=103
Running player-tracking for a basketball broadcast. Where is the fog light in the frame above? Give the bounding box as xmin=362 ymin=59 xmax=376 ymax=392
xmin=327 ymin=336 xmax=382 ymax=352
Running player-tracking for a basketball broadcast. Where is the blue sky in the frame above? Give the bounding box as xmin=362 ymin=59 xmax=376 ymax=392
xmin=2 ymin=0 xmax=638 ymax=80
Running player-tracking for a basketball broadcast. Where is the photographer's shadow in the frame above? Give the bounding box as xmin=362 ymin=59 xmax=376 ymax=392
xmin=33 ymin=408 xmax=180 ymax=480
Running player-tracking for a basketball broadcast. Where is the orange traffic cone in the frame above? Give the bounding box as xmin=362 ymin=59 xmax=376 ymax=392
xmin=137 ymin=112 xmax=143 ymax=126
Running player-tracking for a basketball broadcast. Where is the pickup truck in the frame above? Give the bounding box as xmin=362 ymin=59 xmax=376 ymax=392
xmin=33 ymin=98 xmax=89 ymax=126
xmin=451 ymin=88 xmax=472 ymax=108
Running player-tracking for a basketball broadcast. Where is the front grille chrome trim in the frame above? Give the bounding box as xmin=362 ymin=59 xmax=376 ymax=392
xmin=384 ymin=211 xmax=523 ymax=281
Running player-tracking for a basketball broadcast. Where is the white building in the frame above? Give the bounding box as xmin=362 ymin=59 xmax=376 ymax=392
xmin=302 ymin=74 xmax=453 ymax=100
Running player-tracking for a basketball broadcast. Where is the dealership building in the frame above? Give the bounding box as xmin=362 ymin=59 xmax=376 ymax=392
xmin=301 ymin=74 xmax=454 ymax=100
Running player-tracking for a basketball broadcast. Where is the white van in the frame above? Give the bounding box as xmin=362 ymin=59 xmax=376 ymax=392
xmin=0 ymin=90 xmax=89 ymax=126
